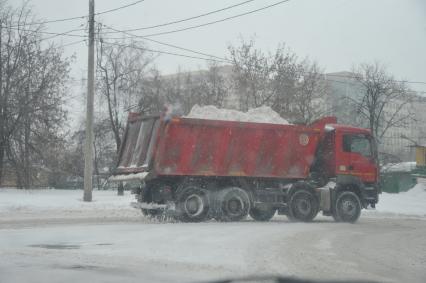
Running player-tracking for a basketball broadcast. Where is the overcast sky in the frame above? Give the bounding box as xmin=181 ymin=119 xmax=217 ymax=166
xmin=23 ymin=0 xmax=426 ymax=119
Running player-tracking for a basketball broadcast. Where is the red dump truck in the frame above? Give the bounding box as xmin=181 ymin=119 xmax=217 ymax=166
xmin=112 ymin=112 xmax=380 ymax=223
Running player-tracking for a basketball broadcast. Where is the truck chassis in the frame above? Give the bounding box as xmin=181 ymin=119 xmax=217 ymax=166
xmin=131 ymin=174 xmax=376 ymax=223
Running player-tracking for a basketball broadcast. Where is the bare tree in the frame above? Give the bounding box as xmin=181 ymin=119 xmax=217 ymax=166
xmin=351 ymin=62 xmax=414 ymax=142
xmin=197 ymin=62 xmax=230 ymax=108
xmin=93 ymin=119 xmax=116 ymax=189
xmin=229 ymin=39 xmax=327 ymax=123
xmin=151 ymin=62 xmax=230 ymax=115
xmin=96 ymin=38 xmax=154 ymax=194
xmin=0 ymin=1 xmax=70 ymax=188
xmin=228 ymin=39 xmax=274 ymax=111
xmin=291 ymin=61 xmax=328 ymax=123
xmin=136 ymin=68 xmax=164 ymax=115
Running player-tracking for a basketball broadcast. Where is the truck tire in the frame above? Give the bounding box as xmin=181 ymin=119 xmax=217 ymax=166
xmin=249 ymin=206 xmax=276 ymax=222
xmin=175 ymin=185 xmax=210 ymax=222
xmin=333 ymin=191 xmax=361 ymax=223
xmin=214 ymin=187 xmax=250 ymax=222
xmin=287 ymin=189 xmax=319 ymax=222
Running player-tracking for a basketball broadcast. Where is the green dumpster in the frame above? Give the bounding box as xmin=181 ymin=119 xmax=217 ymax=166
xmin=380 ymin=171 xmax=417 ymax=193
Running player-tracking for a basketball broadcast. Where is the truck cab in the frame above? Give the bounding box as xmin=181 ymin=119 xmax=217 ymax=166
xmin=314 ymin=124 xmax=380 ymax=209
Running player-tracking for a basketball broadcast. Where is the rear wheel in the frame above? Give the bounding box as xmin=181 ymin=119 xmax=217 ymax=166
xmin=175 ymin=185 xmax=210 ymax=222
xmin=333 ymin=191 xmax=361 ymax=223
xmin=249 ymin=206 xmax=276 ymax=222
xmin=214 ymin=187 xmax=250 ymax=222
xmin=287 ymin=189 xmax=319 ymax=222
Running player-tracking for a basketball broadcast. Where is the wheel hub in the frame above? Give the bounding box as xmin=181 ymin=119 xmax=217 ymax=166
xmin=227 ymin=197 xmax=243 ymax=215
xmin=184 ymin=194 xmax=204 ymax=217
xmin=295 ymin=198 xmax=311 ymax=216
xmin=341 ymin=199 xmax=356 ymax=216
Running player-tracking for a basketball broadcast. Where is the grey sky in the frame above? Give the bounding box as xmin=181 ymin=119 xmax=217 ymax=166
xmin=26 ymin=0 xmax=426 ymax=93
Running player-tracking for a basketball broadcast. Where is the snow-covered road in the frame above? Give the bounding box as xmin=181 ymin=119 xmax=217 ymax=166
xmin=1 ymin=218 xmax=425 ymax=283
xmin=0 ymin=186 xmax=425 ymax=283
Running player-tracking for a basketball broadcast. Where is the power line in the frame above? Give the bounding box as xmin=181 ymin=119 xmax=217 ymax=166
xmin=101 ymin=41 xmax=230 ymax=63
xmin=101 ymin=0 xmax=257 ymax=33
xmin=133 ymin=0 xmax=291 ymax=37
xmin=96 ymin=0 xmax=145 ymax=16
xmin=9 ymin=15 xmax=86 ymax=28
xmin=100 ymin=23 xmax=232 ymax=63
xmin=9 ymin=0 xmax=145 ymax=28
xmin=58 ymin=40 xmax=86 ymax=48
xmin=37 ymin=25 xmax=86 ymax=42
xmin=4 ymin=25 xmax=87 ymax=38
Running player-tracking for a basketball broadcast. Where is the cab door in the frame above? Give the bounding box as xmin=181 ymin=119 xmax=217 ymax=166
xmin=336 ymin=132 xmax=378 ymax=183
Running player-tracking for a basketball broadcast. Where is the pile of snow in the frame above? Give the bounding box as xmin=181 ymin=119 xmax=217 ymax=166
xmin=381 ymin=161 xmax=417 ymax=172
xmin=365 ymin=183 xmax=426 ymax=217
xmin=185 ymin=104 xmax=290 ymax=125
xmin=0 ymin=189 xmax=139 ymax=221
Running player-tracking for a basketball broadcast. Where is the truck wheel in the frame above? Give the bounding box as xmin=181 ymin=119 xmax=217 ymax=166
xmin=249 ymin=206 xmax=276 ymax=222
xmin=176 ymin=185 xmax=210 ymax=222
xmin=287 ymin=189 xmax=319 ymax=222
xmin=333 ymin=191 xmax=361 ymax=223
xmin=215 ymin=187 xmax=250 ymax=222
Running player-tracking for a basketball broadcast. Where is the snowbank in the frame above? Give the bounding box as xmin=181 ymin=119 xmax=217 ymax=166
xmin=185 ymin=104 xmax=290 ymax=124
xmin=0 ymin=189 xmax=139 ymax=221
xmin=365 ymin=183 xmax=426 ymax=217
xmin=381 ymin=161 xmax=416 ymax=172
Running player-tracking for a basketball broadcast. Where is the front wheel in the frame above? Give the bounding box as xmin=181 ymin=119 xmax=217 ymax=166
xmin=333 ymin=191 xmax=361 ymax=223
xmin=287 ymin=189 xmax=319 ymax=222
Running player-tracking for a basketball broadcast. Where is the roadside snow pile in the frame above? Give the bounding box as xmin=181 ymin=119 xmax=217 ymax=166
xmin=185 ymin=104 xmax=290 ymax=124
xmin=381 ymin=162 xmax=417 ymax=172
xmin=0 ymin=189 xmax=139 ymax=221
xmin=365 ymin=183 xmax=426 ymax=217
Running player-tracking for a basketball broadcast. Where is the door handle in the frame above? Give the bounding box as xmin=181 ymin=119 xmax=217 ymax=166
xmin=348 ymin=165 xmax=354 ymax=170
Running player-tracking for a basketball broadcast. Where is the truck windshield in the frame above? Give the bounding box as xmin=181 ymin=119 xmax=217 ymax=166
xmin=343 ymin=134 xmax=372 ymax=157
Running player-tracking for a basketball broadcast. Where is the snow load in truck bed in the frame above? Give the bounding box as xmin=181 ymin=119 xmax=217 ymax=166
xmin=185 ymin=105 xmax=291 ymax=125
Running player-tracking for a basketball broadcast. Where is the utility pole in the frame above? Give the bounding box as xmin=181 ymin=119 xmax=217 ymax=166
xmin=84 ymin=0 xmax=95 ymax=202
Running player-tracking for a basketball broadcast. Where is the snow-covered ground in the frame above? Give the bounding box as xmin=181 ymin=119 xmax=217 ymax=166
xmin=0 ymin=189 xmax=140 ymax=224
xmin=0 ymin=183 xmax=425 ymax=223
xmin=364 ymin=182 xmax=426 ymax=217
xmin=1 ymin=186 xmax=426 ymax=283
xmin=0 ymin=189 xmax=134 ymax=213
xmin=381 ymin=161 xmax=417 ymax=172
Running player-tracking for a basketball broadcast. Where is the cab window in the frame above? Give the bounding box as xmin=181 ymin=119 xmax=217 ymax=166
xmin=343 ymin=134 xmax=372 ymax=157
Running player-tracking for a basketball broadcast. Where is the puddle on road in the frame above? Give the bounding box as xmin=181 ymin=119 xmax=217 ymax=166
xmin=68 ymin=264 xmax=99 ymax=270
xmin=28 ymin=242 xmax=113 ymax=249
xmin=28 ymin=244 xmax=81 ymax=250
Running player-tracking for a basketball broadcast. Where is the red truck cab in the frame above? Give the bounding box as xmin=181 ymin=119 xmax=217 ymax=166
xmin=317 ymin=124 xmax=379 ymax=184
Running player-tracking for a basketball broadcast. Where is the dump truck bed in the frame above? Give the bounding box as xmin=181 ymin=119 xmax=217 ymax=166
xmin=114 ymin=113 xmax=335 ymax=180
